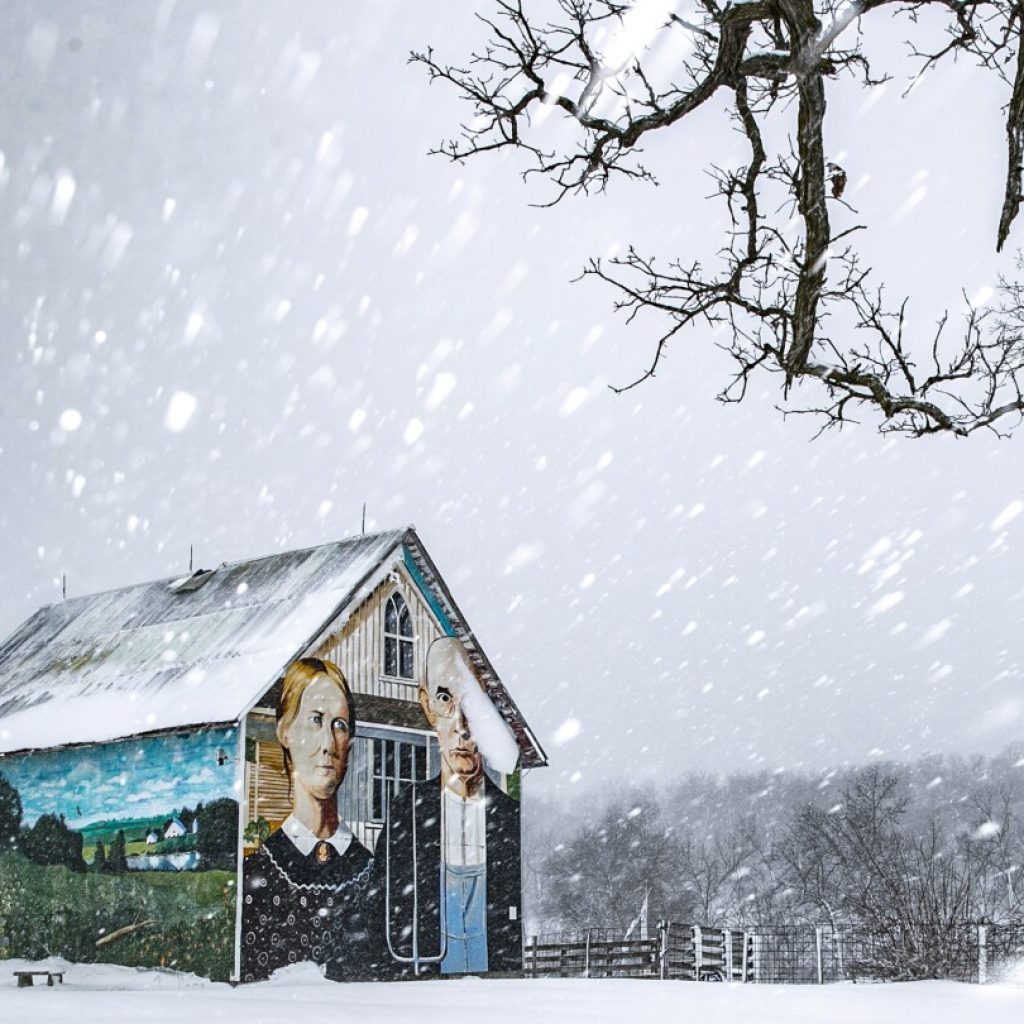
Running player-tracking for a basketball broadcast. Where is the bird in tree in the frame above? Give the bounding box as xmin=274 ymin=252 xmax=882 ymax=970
xmin=827 ymin=162 xmax=847 ymax=200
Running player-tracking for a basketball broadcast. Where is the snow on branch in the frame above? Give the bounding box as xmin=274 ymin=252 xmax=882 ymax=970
xmin=412 ymin=0 xmax=1024 ymax=437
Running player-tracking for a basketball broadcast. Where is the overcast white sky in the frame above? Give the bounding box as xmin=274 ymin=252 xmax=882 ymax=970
xmin=2 ymin=2 xmax=1022 ymax=799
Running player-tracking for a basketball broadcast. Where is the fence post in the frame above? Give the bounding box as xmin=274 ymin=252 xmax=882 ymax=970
xmin=584 ymin=929 xmax=591 ymax=979
xmin=693 ymin=925 xmax=703 ymax=980
xmin=815 ymin=926 xmax=824 ymax=984
xmin=659 ymin=920 xmax=670 ymax=980
xmin=752 ymin=933 xmax=762 ymax=984
xmin=724 ymin=929 xmax=733 ymax=981
xmin=529 ymin=935 xmax=537 ymax=978
xmin=978 ymin=924 xmax=988 ymax=985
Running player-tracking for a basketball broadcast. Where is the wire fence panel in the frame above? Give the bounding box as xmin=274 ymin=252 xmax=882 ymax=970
xmin=741 ymin=927 xmax=821 ymax=984
xmin=838 ymin=924 xmax=978 ymax=983
xmin=526 ymin=920 xmax=1024 ymax=984
xmin=747 ymin=922 xmax=1024 ymax=984
xmin=986 ymin=923 xmax=1024 ymax=981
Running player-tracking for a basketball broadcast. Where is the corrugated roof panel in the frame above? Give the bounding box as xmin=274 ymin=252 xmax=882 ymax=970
xmin=0 ymin=530 xmax=405 ymax=754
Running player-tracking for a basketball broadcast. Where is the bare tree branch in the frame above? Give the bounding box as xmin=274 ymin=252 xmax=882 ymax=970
xmin=999 ymin=5 xmax=1024 ymax=250
xmin=414 ymin=0 xmax=1024 ymax=437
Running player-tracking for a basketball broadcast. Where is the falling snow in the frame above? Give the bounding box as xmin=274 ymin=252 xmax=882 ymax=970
xmin=1 ymin=8 xmax=1024 ymax=996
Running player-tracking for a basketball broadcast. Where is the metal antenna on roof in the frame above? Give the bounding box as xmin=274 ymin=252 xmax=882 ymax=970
xmin=362 ymin=503 xmax=366 ymax=535
xmin=189 ymin=544 xmax=193 ymax=572
xmin=62 ymin=573 xmax=66 ymax=600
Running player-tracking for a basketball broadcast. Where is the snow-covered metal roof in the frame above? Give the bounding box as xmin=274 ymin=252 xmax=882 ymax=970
xmin=0 ymin=530 xmax=406 ymax=754
xmin=0 ymin=528 xmax=548 ymax=768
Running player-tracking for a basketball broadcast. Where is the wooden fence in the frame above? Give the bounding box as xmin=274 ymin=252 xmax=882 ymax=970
xmin=524 ymin=922 xmax=1024 ymax=984
xmin=525 ymin=924 xmax=747 ymax=981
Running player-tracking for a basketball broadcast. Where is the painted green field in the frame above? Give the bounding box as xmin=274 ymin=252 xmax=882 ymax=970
xmin=79 ymin=814 xmax=170 ymax=847
xmin=83 ymin=840 xmax=152 ymax=861
xmin=78 ymin=813 xmax=203 ymax=863
xmin=0 ymin=854 xmax=236 ymax=980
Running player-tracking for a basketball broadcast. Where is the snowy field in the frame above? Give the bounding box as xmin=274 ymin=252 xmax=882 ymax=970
xmin=3 ymin=961 xmax=1024 ymax=1024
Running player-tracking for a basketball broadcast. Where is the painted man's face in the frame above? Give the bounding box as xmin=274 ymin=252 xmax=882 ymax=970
xmin=279 ymin=675 xmax=352 ymax=802
xmin=421 ymin=677 xmax=483 ymax=792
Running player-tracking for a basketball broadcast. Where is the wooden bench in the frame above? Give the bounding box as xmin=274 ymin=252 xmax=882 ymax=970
xmin=14 ymin=970 xmax=64 ymax=988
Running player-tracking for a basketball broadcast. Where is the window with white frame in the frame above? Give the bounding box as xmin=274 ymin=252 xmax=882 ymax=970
xmin=383 ymin=591 xmax=414 ymax=679
xmin=370 ymin=736 xmax=431 ymax=821
xmin=336 ymin=730 xmax=435 ymax=830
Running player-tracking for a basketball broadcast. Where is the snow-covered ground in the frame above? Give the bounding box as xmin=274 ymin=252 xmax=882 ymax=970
xmin=3 ymin=960 xmax=1024 ymax=1024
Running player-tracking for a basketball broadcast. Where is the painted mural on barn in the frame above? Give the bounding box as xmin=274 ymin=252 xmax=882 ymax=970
xmin=240 ymin=639 xmax=522 ymax=982
xmin=0 ymin=727 xmax=240 ymax=979
xmin=379 ymin=637 xmax=523 ymax=975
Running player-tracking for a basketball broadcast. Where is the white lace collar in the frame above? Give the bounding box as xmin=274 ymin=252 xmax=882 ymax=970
xmin=280 ymin=814 xmax=353 ymax=857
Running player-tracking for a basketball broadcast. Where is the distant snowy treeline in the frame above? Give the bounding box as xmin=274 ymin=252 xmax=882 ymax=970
xmin=524 ymin=744 xmax=1024 ymax=962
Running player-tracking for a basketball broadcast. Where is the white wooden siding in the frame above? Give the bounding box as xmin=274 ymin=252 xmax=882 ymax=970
xmin=316 ymin=568 xmax=444 ymax=700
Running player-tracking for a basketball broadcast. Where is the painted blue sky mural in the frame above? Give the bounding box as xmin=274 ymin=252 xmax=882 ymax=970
xmin=0 ymin=727 xmax=239 ymax=828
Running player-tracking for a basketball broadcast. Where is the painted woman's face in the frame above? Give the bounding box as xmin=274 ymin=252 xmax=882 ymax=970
xmin=281 ymin=676 xmax=351 ymax=802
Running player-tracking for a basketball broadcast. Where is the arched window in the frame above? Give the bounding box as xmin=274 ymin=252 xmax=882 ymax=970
xmin=383 ymin=592 xmax=414 ymax=679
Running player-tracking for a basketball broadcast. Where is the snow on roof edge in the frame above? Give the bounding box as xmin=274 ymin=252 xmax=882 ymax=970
xmin=0 ymin=530 xmax=409 ymax=754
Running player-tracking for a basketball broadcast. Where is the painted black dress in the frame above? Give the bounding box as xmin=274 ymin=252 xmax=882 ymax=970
xmin=240 ymin=829 xmax=379 ymax=982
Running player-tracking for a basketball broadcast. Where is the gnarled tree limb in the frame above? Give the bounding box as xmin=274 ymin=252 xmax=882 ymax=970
xmin=414 ymin=0 xmax=1024 ymax=437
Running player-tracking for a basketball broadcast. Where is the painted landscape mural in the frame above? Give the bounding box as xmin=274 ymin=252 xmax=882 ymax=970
xmin=0 ymin=727 xmax=240 ymax=980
